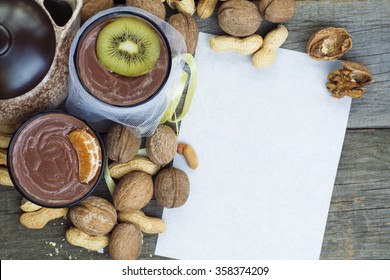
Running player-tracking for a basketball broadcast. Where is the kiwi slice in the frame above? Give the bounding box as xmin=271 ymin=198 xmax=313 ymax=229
xmin=96 ymin=17 xmax=161 ymax=77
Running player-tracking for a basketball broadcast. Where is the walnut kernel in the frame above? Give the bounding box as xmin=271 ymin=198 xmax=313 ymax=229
xmin=326 ymin=61 xmax=373 ymax=99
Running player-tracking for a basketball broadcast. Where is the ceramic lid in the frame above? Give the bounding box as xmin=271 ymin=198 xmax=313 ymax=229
xmin=0 ymin=0 xmax=56 ymax=100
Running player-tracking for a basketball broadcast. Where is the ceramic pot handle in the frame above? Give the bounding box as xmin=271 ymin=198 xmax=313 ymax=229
xmin=35 ymin=0 xmax=82 ymax=35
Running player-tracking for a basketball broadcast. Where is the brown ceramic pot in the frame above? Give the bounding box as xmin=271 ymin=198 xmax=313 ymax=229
xmin=0 ymin=0 xmax=82 ymax=125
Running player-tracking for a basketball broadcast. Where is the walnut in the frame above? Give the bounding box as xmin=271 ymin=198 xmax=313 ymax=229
xmin=126 ymin=0 xmax=166 ymax=20
xmin=326 ymin=61 xmax=373 ymax=99
xmin=154 ymin=167 xmax=190 ymax=208
xmin=168 ymin=13 xmax=199 ymax=55
xmin=307 ymin=27 xmax=352 ymax=60
xmin=259 ymin=0 xmax=296 ymax=23
xmin=69 ymin=196 xmax=117 ymax=236
xmin=105 ymin=124 xmax=141 ymax=163
xmin=109 ymin=223 xmax=142 ymax=260
xmin=113 ymin=171 xmax=154 ymax=212
xmin=218 ymin=0 xmax=262 ymax=37
xmin=146 ymin=125 xmax=178 ymax=166
xmin=80 ymin=0 xmax=114 ymax=23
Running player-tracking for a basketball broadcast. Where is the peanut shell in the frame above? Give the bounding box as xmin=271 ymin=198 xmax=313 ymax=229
xmin=109 ymin=156 xmax=160 ymax=179
xmin=118 ymin=210 xmax=166 ymax=234
xmin=20 ymin=208 xmax=68 ymax=229
xmin=20 ymin=198 xmax=42 ymax=212
xmin=0 ymin=149 xmax=7 ymax=166
xmin=175 ymin=0 xmax=196 ymax=16
xmin=0 ymin=166 xmax=13 ymax=187
xmin=66 ymin=227 xmax=110 ymax=251
xmin=0 ymin=132 xmax=11 ymax=149
xmin=0 ymin=122 xmax=20 ymax=134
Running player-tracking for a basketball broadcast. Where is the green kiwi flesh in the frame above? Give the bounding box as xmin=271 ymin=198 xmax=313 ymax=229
xmin=96 ymin=17 xmax=161 ymax=77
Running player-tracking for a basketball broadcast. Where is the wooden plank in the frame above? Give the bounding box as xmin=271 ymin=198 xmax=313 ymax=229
xmin=1 ymin=0 xmax=390 ymax=260
xmin=289 ymin=1 xmax=390 ymax=129
xmin=321 ymin=129 xmax=390 ymax=259
xmin=0 ymin=183 xmax=168 ymax=260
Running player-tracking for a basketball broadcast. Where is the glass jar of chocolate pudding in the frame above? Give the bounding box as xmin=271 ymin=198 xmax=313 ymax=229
xmin=8 ymin=112 xmax=104 ymax=208
xmin=75 ymin=13 xmax=172 ymax=107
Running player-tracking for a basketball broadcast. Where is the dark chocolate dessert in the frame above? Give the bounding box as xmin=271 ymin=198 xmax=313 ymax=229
xmin=8 ymin=112 xmax=103 ymax=207
xmin=76 ymin=15 xmax=170 ymax=106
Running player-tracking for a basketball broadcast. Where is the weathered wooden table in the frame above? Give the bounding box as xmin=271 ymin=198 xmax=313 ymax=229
xmin=1 ymin=0 xmax=389 ymax=260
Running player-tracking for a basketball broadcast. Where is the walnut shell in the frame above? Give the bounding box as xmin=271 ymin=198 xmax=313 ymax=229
xmin=307 ymin=27 xmax=352 ymax=60
xmin=168 ymin=13 xmax=199 ymax=54
xmin=259 ymin=0 xmax=296 ymax=23
xmin=81 ymin=0 xmax=114 ymax=23
xmin=105 ymin=124 xmax=141 ymax=163
xmin=218 ymin=0 xmax=262 ymax=37
xmin=146 ymin=125 xmax=178 ymax=166
xmin=342 ymin=61 xmax=373 ymax=85
xmin=113 ymin=171 xmax=154 ymax=212
xmin=126 ymin=0 xmax=166 ymax=20
xmin=109 ymin=223 xmax=142 ymax=260
xmin=154 ymin=167 xmax=190 ymax=208
xmin=69 ymin=196 xmax=117 ymax=236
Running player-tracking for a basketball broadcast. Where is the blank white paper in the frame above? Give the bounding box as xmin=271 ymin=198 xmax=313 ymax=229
xmin=155 ymin=32 xmax=351 ymax=260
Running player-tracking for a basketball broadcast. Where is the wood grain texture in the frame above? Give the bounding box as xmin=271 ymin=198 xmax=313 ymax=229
xmin=321 ymin=130 xmax=390 ymax=259
xmin=1 ymin=0 xmax=390 ymax=260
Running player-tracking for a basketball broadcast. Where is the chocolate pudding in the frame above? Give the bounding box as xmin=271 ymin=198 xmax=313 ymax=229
xmin=8 ymin=112 xmax=103 ymax=207
xmin=76 ymin=15 xmax=171 ymax=106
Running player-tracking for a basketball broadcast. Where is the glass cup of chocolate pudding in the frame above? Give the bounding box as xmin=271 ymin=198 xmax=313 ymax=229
xmin=75 ymin=12 xmax=172 ymax=107
xmin=7 ymin=112 xmax=104 ymax=208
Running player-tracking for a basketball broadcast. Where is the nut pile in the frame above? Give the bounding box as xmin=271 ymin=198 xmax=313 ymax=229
xmin=81 ymin=0 xmax=292 ymax=69
xmin=2 ymin=0 xmax=375 ymax=260
xmin=0 ymin=123 xmax=19 ymax=187
xmin=14 ymin=124 xmax=197 ymax=260
xmin=210 ymin=0 xmax=295 ymax=68
xmin=307 ymin=26 xmax=373 ymax=98
xmin=79 ymin=0 xmax=373 ymax=97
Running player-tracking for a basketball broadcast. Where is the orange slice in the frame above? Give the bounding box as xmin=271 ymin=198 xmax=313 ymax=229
xmin=68 ymin=129 xmax=102 ymax=184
